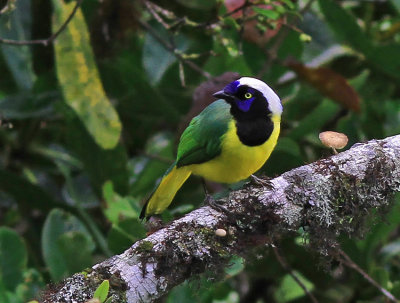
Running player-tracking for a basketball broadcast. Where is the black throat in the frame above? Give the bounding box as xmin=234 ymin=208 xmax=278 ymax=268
xmin=230 ymin=96 xmax=274 ymax=147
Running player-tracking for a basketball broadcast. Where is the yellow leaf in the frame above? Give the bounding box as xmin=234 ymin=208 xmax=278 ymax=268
xmin=52 ymin=0 xmax=122 ymax=149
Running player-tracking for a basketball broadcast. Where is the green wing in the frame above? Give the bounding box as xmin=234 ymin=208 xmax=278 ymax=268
xmin=176 ymin=100 xmax=232 ymax=167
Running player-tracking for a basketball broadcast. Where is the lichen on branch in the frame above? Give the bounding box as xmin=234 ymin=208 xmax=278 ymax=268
xmin=41 ymin=135 xmax=400 ymax=303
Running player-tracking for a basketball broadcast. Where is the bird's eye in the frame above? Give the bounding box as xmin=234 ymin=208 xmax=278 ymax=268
xmin=244 ymin=92 xmax=253 ymax=99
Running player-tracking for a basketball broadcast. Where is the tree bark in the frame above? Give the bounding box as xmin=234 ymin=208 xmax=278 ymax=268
xmin=41 ymin=135 xmax=400 ymax=303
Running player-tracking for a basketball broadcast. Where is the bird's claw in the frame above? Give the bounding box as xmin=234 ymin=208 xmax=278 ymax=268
xmin=204 ymin=194 xmax=231 ymax=215
xmin=144 ymin=216 xmax=164 ymax=235
xmin=250 ymin=174 xmax=274 ymax=190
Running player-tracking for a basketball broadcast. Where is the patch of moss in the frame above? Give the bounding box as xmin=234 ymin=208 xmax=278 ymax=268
xmin=136 ymin=240 xmax=154 ymax=253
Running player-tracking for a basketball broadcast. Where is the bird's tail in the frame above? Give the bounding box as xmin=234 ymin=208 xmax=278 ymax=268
xmin=139 ymin=163 xmax=191 ymax=219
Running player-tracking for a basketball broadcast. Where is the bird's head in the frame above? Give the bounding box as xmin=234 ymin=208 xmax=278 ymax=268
xmin=213 ymin=77 xmax=282 ymax=116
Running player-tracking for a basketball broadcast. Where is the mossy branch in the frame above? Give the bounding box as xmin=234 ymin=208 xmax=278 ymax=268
xmin=41 ymin=135 xmax=400 ymax=303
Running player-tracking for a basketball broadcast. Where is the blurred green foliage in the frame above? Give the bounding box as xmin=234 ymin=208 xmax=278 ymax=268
xmin=0 ymin=0 xmax=399 ymax=302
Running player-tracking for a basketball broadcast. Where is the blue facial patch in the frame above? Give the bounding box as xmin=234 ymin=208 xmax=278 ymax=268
xmin=224 ymin=80 xmax=240 ymax=95
xmin=236 ymin=97 xmax=255 ymax=112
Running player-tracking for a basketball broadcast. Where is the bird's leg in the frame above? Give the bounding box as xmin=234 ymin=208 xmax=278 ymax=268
xmin=202 ymin=178 xmax=218 ymax=205
xmin=201 ymin=179 xmax=230 ymax=215
xmin=250 ymin=174 xmax=274 ymax=190
xmin=144 ymin=216 xmax=164 ymax=235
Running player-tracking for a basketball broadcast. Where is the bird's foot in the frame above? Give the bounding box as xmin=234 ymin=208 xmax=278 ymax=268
xmin=144 ymin=216 xmax=164 ymax=235
xmin=204 ymin=194 xmax=231 ymax=215
xmin=250 ymin=174 xmax=274 ymax=190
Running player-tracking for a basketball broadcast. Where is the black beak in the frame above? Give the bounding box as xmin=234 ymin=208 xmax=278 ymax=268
xmin=213 ymin=90 xmax=234 ymax=102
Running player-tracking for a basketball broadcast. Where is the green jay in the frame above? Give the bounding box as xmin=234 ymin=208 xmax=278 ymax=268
xmin=140 ymin=77 xmax=282 ymax=219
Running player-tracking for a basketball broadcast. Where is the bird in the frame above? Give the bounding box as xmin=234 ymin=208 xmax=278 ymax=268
xmin=140 ymin=77 xmax=282 ymax=219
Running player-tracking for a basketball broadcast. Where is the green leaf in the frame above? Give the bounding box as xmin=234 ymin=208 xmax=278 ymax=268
xmin=390 ymin=0 xmax=400 ymax=13
xmin=242 ymin=40 xmax=268 ymax=75
xmin=0 ymin=91 xmax=59 ymax=119
xmin=274 ymin=137 xmax=301 ymax=157
xmin=0 ymin=170 xmax=61 ymax=212
xmin=281 ymin=0 xmax=296 ymax=9
xmin=57 ymin=232 xmax=94 ymax=274
xmin=62 ymin=174 xmax=100 ymax=208
xmin=130 ymin=132 xmax=174 ymax=197
xmin=107 ymin=218 xmax=146 ymax=254
xmin=367 ymin=44 xmax=400 ymax=80
xmin=32 ymin=144 xmax=83 ymax=171
xmin=205 ymin=42 xmax=251 ymax=78
xmin=319 ymin=0 xmax=400 ymax=81
xmin=318 ymin=0 xmax=373 ymax=54
xmin=103 ymin=181 xmax=139 ymax=224
xmin=274 ymin=271 xmax=314 ymax=303
xmin=175 ymin=0 xmax=215 ymax=9
xmin=0 ymin=0 xmax=36 ymax=91
xmin=14 ymin=269 xmax=44 ymax=302
xmin=0 ymin=227 xmax=27 ymax=291
xmin=143 ymin=28 xmax=189 ymax=85
xmin=380 ymin=240 xmax=400 ymax=263
xmin=384 ymin=100 xmax=400 ymax=136
xmin=101 ymin=46 xmax=181 ymax=129
xmin=323 ymin=284 xmax=353 ymax=302
xmin=0 ymin=284 xmax=9 ymax=303
xmin=65 ymin=111 xmax=129 ymax=195
xmin=166 ymin=282 xmax=197 ymax=303
xmin=287 ymin=99 xmax=340 ymax=140
xmin=52 ymin=0 xmax=122 ymax=149
xmin=371 ymin=267 xmax=389 ymax=289
xmin=268 ymin=30 xmax=304 ymax=81
xmin=263 ymin=137 xmax=303 ymax=175
xmin=358 ymin=194 xmax=400 ymax=263
xmin=41 ymin=209 xmax=95 ymax=281
xmin=225 ymin=256 xmax=244 ymax=278
xmin=93 ymin=280 xmax=110 ymax=303
xmin=391 ymin=281 xmax=400 ymax=298
xmin=143 ymin=32 xmax=176 ymax=85
xmin=217 ymin=292 xmax=240 ymax=303
xmin=253 ymin=7 xmax=280 ymax=20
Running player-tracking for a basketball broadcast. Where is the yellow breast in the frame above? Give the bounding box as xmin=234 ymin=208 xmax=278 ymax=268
xmin=189 ymin=115 xmax=281 ymax=183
